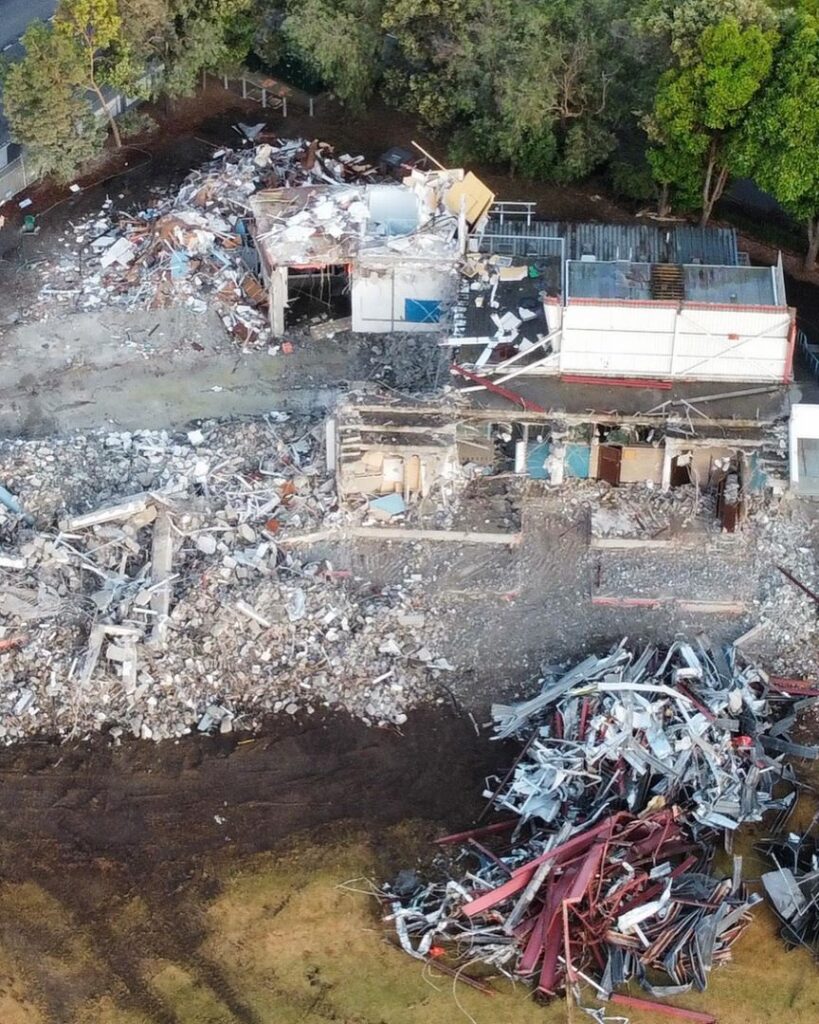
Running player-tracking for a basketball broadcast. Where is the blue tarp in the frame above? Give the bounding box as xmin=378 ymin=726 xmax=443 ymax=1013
xmin=405 ymin=299 xmax=442 ymax=324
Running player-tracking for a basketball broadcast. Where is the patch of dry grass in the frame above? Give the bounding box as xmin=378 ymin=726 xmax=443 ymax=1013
xmin=202 ymin=825 xmax=819 ymax=1024
xmin=0 ymin=825 xmax=815 ymax=1023
xmin=146 ymin=961 xmax=235 ymax=1024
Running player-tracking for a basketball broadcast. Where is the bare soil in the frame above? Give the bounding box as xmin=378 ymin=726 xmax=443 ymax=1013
xmin=1 ymin=83 xmax=819 ymax=1023
xmin=0 ymin=709 xmax=508 ymax=1022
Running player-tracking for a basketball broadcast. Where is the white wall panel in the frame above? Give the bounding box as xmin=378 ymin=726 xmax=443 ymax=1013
xmin=560 ymin=301 xmax=792 ymax=381
xmin=351 ymin=262 xmax=457 ymax=333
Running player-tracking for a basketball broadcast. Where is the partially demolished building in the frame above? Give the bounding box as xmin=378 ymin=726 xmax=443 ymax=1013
xmin=455 ymin=220 xmax=796 ymax=385
xmin=252 ymin=169 xmax=494 ymax=335
xmin=329 ymin=390 xmax=787 ymax=533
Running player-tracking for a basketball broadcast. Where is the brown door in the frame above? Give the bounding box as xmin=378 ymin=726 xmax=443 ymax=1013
xmin=598 ymin=445 xmax=622 ymax=485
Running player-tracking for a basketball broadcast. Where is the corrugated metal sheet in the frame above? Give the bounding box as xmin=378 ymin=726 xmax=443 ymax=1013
xmin=482 ymin=219 xmax=739 ymax=266
xmin=479 ymin=220 xmax=563 ymax=258
xmin=675 ymin=225 xmax=738 ymax=265
xmin=567 ymin=261 xmax=778 ymax=304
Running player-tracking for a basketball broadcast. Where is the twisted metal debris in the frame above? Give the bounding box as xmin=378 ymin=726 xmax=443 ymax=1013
xmin=758 ymin=816 xmax=819 ymax=955
xmin=384 ymin=640 xmax=818 ymax=1012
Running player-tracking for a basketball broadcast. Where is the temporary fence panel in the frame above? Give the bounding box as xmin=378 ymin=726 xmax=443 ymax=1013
xmin=0 ymin=157 xmax=30 ymax=202
xmin=798 ymin=329 xmax=819 ymax=381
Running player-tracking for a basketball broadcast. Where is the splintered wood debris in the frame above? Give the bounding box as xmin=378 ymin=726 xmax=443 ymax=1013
xmin=32 ymin=138 xmax=380 ymax=351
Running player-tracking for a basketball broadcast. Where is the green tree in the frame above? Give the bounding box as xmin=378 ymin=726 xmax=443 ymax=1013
xmin=382 ymin=0 xmax=631 ymax=182
xmin=283 ymin=0 xmax=384 ymax=110
xmin=118 ymin=0 xmax=173 ymax=62
xmin=164 ymin=0 xmax=255 ymax=96
xmin=1 ymin=21 xmax=105 ymax=181
xmin=646 ymin=17 xmax=776 ymax=225
xmin=636 ymin=0 xmax=779 ymax=64
xmin=54 ymin=0 xmax=142 ymax=149
xmin=737 ymin=14 xmax=819 ymax=267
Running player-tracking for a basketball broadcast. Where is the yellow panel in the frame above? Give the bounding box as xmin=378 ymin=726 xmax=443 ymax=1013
xmin=445 ymin=172 xmax=495 ymax=226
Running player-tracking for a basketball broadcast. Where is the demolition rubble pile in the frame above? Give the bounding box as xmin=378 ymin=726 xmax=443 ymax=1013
xmin=34 ymin=138 xmax=380 ymax=349
xmin=385 ymin=641 xmax=818 ymax=1011
xmin=565 ymin=480 xmax=819 ymax=680
xmin=0 ymin=419 xmax=451 ymax=743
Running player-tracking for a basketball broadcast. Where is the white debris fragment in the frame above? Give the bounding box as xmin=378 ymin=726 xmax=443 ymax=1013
xmin=0 ymin=418 xmax=450 ymax=743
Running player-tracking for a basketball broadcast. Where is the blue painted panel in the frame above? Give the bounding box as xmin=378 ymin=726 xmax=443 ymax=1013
xmin=565 ymin=443 xmax=591 ymax=479
xmin=748 ymin=452 xmax=768 ymax=492
xmin=527 ymin=441 xmax=551 ymax=480
xmin=405 ymin=299 xmax=442 ymax=323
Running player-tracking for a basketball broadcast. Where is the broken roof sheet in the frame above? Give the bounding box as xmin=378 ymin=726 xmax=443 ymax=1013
xmin=480 ymin=221 xmax=739 ymax=267
xmin=252 ymin=167 xmax=492 ymax=269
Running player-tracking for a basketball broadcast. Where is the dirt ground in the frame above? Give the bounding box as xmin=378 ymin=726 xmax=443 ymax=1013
xmin=2 ymin=82 xmax=819 ymax=1024
xmin=0 ymin=708 xmax=508 ymax=1023
xmin=0 ymin=709 xmax=816 ymax=1024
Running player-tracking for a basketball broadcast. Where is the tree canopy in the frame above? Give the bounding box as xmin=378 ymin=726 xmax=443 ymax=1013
xmin=2 ymin=20 xmax=105 ymax=181
xmin=737 ymin=13 xmax=819 ymax=265
xmin=646 ymin=17 xmax=777 ymax=224
xmin=7 ymin=0 xmax=819 ymax=264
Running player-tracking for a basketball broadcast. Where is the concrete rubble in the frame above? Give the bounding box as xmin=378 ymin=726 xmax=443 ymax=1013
xmin=1 ymin=405 xmax=817 ymax=745
xmin=31 ymin=138 xmax=384 ymax=350
xmin=0 ymin=417 xmax=453 ymax=743
xmin=382 ymin=639 xmax=817 ymax=1012
xmin=560 ymin=479 xmax=819 ymax=679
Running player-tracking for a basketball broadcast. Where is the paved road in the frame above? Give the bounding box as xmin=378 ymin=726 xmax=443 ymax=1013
xmin=0 ymin=0 xmax=56 ymax=148
xmin=0 ymin=0 xmax=55 ymax=52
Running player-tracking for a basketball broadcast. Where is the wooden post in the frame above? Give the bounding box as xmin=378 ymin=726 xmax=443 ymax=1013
xmin=242 ymin=76 xmax=247 ymax=99
xmin=262 ymin=89 xmax=267 ymax=108
xmin=223 ymin=74 xmax=228 ymax=89
xmin=309 ymin=97 xmax=314 ymax=117
xmin=282 ymin=95 xmax=288 ymax=117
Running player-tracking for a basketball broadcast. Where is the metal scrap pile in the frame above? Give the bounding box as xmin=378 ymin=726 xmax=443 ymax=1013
xmin=35 ymin=137 xmax=380 ymax=349
xmin=385 ymin=641 xmax=817 ymax=1010
xmin=758 ymin=817 xmax=819 ymax=955
xmin=491 ymin=641 xmax=808 ymax=835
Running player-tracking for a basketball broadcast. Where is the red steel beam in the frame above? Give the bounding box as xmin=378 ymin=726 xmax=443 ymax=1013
xmin=770 ymin=676 xmax=819 ymax=697
xmin=434 ymin=819 xmax=517 ymax=845
xmin=450 ymin=364 xmax=548 ymax=413
xmin=559 ymin=843 xmax=606 ymax=987
xmin=560 ymin=374 xmax=673 ymax=390
xmin=463 ymin=816 xmax=624 ymax=918
xmin=610 ymin=993 xmax=715 ymax=1023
